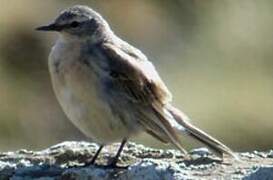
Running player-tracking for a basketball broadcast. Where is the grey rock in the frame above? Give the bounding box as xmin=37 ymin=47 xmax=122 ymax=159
xmin=243 ymin=166 xmax=273 ymax=180
xmin=0 ymin=141 xmax=272 ymax=180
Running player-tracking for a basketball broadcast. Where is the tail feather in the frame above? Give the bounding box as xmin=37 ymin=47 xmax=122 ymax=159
xmin=152 ymin=107 xmax=189 ymax=155
xmin=167 ymin=105 xmax=239 ymax=160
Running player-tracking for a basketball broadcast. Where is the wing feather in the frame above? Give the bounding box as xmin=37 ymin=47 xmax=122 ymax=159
xmin=100 ymin=42 xmax=172 ymax=105
xmin=91 ymin=42 xmax=187 ymax=154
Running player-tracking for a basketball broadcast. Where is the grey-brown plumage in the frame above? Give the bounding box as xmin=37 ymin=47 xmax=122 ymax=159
xmin=36 ymin=5 xmax=238 ymax=166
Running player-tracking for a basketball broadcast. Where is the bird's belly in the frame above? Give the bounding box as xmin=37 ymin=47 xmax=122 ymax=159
xmin=58 ymin=88 xmax=129 ymax=144
xmin=49 ymin=60 xmax=132 ymax=144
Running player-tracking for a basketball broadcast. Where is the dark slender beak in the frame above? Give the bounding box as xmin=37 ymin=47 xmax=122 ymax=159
xmin=36 ymin=23 xmax=62 ymax=31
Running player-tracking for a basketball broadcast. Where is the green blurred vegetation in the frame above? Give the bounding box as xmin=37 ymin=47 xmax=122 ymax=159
xmin=0 ymin=0 xmax=273 ymax=151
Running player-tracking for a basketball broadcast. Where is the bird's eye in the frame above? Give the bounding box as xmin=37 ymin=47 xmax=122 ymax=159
xmin=70 ymin=21 xmax=80 ymax=28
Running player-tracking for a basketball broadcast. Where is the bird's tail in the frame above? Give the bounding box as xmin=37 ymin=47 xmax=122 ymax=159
xmin=166 ymin=105 xmax=239 ymax=160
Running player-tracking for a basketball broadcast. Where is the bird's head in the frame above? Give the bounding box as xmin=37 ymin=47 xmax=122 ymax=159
xmin=36 ymin=5 xmax=112 ymax=42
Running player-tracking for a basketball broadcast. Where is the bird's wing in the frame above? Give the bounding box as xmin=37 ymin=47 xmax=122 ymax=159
xmin=100 ymin=42 xmax=172 ymax=105
xmin=89 ymin=42 xmax=236 ymax=158
xmin=96 ymin=42 xmax=188 ymax=154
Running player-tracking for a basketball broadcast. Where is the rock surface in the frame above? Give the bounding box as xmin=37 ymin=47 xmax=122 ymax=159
xmin=0 ymin=141 xmax=272 ymax=179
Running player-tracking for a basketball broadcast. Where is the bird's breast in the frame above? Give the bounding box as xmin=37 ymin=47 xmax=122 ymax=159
xmin=48 ymin=41 xmax=133 ymax=144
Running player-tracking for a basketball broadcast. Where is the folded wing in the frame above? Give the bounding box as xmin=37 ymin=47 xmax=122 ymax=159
xmin=96 ymin=42 xmax=188 ymax=154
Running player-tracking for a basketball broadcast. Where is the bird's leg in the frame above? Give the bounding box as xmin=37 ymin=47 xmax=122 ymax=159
xmin=85 ymin=145 xmax=104 ymax=166
xmin=107 ymin=138 xmax=127 ymax=168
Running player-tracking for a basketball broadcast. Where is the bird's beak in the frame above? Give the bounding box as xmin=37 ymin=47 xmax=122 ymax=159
xmin=36 ymin=23 xmax=62 ymax=31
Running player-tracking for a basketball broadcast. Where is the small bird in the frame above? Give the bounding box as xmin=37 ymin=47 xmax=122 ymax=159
xmin=37 ymin=5 xmax=237 ymax=167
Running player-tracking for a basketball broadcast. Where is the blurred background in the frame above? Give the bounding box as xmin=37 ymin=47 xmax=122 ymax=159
xmin=0 ymin=0 xmax=273 ymax=152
